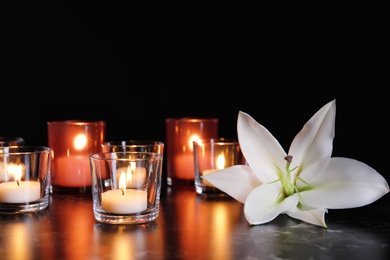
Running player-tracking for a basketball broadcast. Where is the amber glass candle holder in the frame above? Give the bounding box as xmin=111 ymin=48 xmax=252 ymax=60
xmin=47 ymin=120 xmax=106 ymax=194
xmin=165 ymin=118 xmax=218 ymax=186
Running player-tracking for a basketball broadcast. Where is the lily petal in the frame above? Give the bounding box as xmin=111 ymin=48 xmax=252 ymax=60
xmin=202 ymin=165 xmax=262 ymax=203
xmin=244 ymin=184 xmax=299 ymax=225
xmin=287 ymin=203 xmax=328 ymax=227
xmin=204 ymin=101 xmax=389 ymax=228
xmin=237 ymin=111 xmax=286 ymax=184
xmin=298 ymin=157 xmax=389 ymax=209
xmin=289 ymin=99 xmax=336 ymax=176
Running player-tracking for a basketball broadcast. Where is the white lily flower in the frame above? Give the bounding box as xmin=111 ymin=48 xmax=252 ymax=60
xmin=203 ymin=99 xmax=389 ymax=228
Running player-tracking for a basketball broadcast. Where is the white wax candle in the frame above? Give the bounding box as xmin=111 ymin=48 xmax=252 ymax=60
xmin=0 ymin=181 xmax=41 ymax=203
xmin=101 ymin=189 xmax=147 ymax=214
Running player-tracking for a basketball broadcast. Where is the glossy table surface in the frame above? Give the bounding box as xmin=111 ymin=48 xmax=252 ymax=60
xmin=0 ymin=184 xmax=389 ymax=260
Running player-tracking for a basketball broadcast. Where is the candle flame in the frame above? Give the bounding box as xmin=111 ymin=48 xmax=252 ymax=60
xmin=74 ymin=134 xmax=87 ymax=150
xmin=188 ymin=135 xmax=200 ymax=151
xmin=126 ymin=166 xmax=133 ymax=185
xmin=216 ymin=153 xmax=225 ymax=169
xmin=8 ymin=164 xmax=23 ymax=182
xmin=119 ymin=172 xmax=126 ymax=195
xmin=130 ymin=161 xmax=136 ymax=171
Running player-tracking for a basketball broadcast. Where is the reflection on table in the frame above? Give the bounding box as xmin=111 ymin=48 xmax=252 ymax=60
xmin=0 ymin=185 xmax=389 ymax=259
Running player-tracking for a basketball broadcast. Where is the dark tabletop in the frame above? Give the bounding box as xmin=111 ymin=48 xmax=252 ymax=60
xmin=0 ymin=185 xmax=389 ymax=260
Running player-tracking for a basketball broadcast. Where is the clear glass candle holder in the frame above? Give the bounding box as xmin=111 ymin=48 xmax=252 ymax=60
xmin=165 ymin=118 xmax=218 ymax=186
xmin=0 ymin=137 xmax=25 ymax=147
xmin=90 ymin=151 xmax=163 ymax=224
xmin=193 ymin=138 xmax=245 ymax=196
xmin=47 ymin=120 xmax=106 ymax=194
xmin=0 ymin=146 xmax=51 ymax=214
xmin=101 ymin=140 xmax=164 ymax=155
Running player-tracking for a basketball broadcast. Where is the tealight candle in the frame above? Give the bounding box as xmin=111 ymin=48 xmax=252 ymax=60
xmin=202 ymin=153 xmax=225 ymax=187
xmin=0 ymin=181 xmax=41 ymax=203
xmin=193 ymin=138 xmax=245 ymax=195
xmin=90 ymin=151 xmax=163 ymax=224
xmin=101 ymin=172 xmax=147 ymax=214
xmin=0 ymin=164 xmax=40 ymax=203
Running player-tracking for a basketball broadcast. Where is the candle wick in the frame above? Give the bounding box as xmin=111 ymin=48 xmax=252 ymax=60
xmin=120 ymin=188 xmax=124 ymax=196
xmin=17 ymin=180 xmax=20 ymax=186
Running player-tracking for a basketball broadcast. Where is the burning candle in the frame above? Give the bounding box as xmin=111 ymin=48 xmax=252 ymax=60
xmin=116 ymin=163 xmax=146 ymax=188
xmin=0 ymin=164 xmax=40 ymax=203
xmin=53 ymin=133 xmax=91 ymax=187
xmin=202 ymin=153 xmax=225 ymax=187
xmin=48 ymin=120 xmax=105 ymax=193
xmin=101 ymin=172 xmax=147 ymax=214
xmin=193 ymin=138 xmax=245 ymax=195
xmin=166 ymin=117 xmax=219 ymax=185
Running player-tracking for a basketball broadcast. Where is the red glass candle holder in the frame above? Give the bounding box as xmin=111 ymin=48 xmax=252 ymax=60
xmin=47 ymin=120 xmax=106 ymax=193
xmin=165 ymin=118 xmax=218 ymax=185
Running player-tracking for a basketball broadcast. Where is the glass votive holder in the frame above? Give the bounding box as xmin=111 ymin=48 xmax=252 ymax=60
xmin=89 ymin=151 xmax=163 ymax=224
xmin=0 ymin=137 xmax=25 ymax=147
xmin=193 ymin=138 xmax=245 ymax=195
xmin=101 ymin=140 xmax=164 ymax=155
xmin=165 ymin=117 xmax=218 ymax=186
xmin=47 ymin=120 xmax=106 ymax=194
xmin=0 ymin=146 xmax=51 ymax=214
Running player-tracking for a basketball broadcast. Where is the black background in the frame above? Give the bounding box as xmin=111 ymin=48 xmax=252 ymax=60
xmin=2 ymin=2 xmax=388 ymax=184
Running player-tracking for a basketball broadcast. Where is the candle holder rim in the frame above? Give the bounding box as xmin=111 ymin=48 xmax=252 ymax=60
xmin=0 ymin=136 xmax=24 ymax=142
xmin=0 ymin=146 xmax=51 ymax=154
xmin=102 ymin=140 xmax=164 ymax=146
xmin=90 ymin=151 xmax=163 ymax=161
xmin=194 ymin=138 xmax=239 ymax=145
xmin=47 ymin=120 xmax=106 ymax=126
xmin=165 ymin=117 xmax=218 ymax=123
